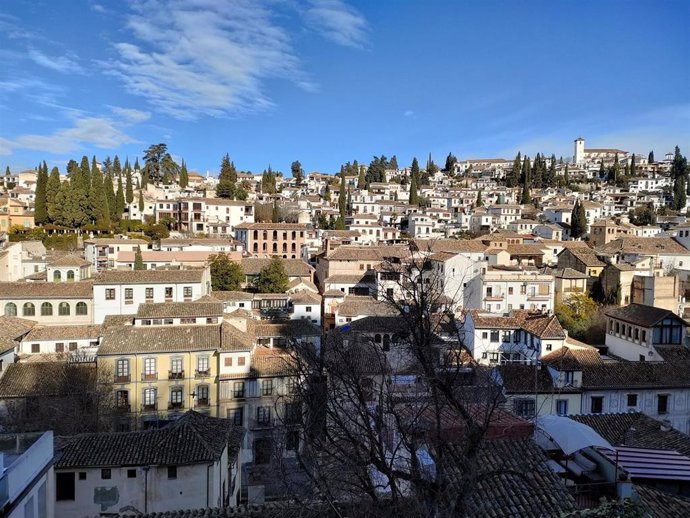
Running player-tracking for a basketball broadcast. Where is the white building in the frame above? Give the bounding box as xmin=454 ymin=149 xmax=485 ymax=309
xmin=84 ymin=238 xmax=150 ymax=272
xmin=92 ymin=268 xmax=211 ymax=324
xmin=19 ymin=325 xmax=101 ymax=357
xmin=465 ymin=267 xmax=555 ymax=314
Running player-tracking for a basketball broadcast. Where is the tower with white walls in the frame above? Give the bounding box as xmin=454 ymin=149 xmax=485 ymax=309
xmin=574 ymin=137 xmax=585 ymax=165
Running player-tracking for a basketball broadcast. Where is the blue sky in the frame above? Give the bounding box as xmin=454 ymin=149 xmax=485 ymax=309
xmin=1 ymin=0 xmax=688 ymax=176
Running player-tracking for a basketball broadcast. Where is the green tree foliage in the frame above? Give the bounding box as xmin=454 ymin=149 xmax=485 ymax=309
xmin=507 ymin=152 xmax=521 ymax=188
xmin=34 ymin=162 xmax=49 ymax=225
xmin=138 ymin=190 xmax=145 ymax=213
xmin=563 ymin=164 xmax=570 ymax=187
xmin=521 ymin=155 xmax=531 ymax=187
xmin=46 ymin=166 xmax=61 ymax=223
xmin=389 ymin=155 xmax=398 ymax=170
xmin=648 ymin=151 xmax=655 ymax=163
xmin=570 ymin=199 xmax=587 ymax=239
xmin=409 ymin=157 xmax=419 ymax=205
xmin=89 ymin=164 xmax=110 ymax=227
xmin=334 ymin=216 xmax=345 ymax=230
xmin=209 ymin=253 xmax=244 ymax=291
xmin=444 ymin=153 xmax=457 ymax=175
xmin=629 ymin=154 xmax=636 ymax=176
xmin=545 ymin=154 xmax=557 ymax=187
xmin=104 ymin=171 xmax=117 ymax=221
xmin=291 ymin=160 xmax=304 ymax=185
xmin=179 ymin=160 xmax=189 ymax=188
xmin=217 ymin=154 xmax=240 ymax=198
xmin=143 ymin=143 xmax=168 ymax=185
xmin=338 ymin=171 xmax=347 ymax=219
xmin=476 ymin=190 xmax=483 ymax=207
xmin=115 ymin=176 xmax=125 ymax=220
xmin=261 ymin=167 xmax=277 ymax=194
xmin=323 ymin=184 xmax=331 ymax=202
xmin=365 ymin=156 xmax=386 ymax=186
xmin=531 ymin=153 xmax=543 ymax=188
xmin=426 ymin=153 xmax=439 ymax=177
xmin=520 ymin=183 xmax=531 ymax=205
xmin=563 ymin=497 xmax=647 ymax=517
xmin=143 ymin=223 xmax=169 ymax=242
xmin=160 ymin=153 xmax=180 ymax=185
xmin=671 ymin=146 xmax=688 ymax=210
xmin=134 ymin=246 xmax=145 ymax=270
xmin=628 ymin=203 xmax=657 ymax=226
xmin=357 ymin=165 xmax=366 ymax=189
xmin=125 ymin=163 xmax=134 ymax=204
xmin=555 ymin=293 xmax=600 ymax=343
xmin=254 ymin=256 xmax=289 ymax=293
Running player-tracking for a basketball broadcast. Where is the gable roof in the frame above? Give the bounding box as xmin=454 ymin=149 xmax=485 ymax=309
xmin=605 ymin=303 xmax=685 ymax=328
xmin=98 ymin=325 xmax=222 ymax=355
xmin=93 ymin=269 xmax=205 ymax=285
xmin=136 ymin=302 xmax=224 ymax=319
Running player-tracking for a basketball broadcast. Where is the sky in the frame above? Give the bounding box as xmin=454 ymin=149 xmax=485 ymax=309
xmin=1 ymin=0 xmax=689 ymax=176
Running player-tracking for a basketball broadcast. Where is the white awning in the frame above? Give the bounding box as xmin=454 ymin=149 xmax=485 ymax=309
xmin=535 ymin=416 xmax=613 ymax=455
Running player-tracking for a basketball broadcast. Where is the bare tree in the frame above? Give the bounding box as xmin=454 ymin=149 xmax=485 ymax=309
xmin=268 ymin=245 xmax=516 ymax=517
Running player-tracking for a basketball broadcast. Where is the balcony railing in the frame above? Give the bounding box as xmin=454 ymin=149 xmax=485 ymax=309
xmin=195 ymin=398 xmax=210 ymax=407
xmin=115 ymin=374 xmax=131 ymax=383
xmin=142 ymin=373 xmax=158 ymax=382
xmin=141 ymin=403 xmax=157 ymax=412
xmin=195 ymin=369 xmax=210 ymax=379
xmin=167 ymin=402 xmax=185 ymax=410
xmin=168 ymin=370 xmax=184 ymax=380
xmin=116 ymin=404 xmax=131 ymax=413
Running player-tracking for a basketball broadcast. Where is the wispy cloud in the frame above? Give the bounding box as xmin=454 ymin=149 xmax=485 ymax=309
xmin=404 ymin=110 xmax=414 ymax=117
xmin=103 ymin=0 xmax=316 ymax=120
xmin=304 ymin=0 xmax=368 ymax=48
xmin=0 ymin=106 xmax=143 ymax=156
xmin=28 ymin=49 xmax=84 ymax=74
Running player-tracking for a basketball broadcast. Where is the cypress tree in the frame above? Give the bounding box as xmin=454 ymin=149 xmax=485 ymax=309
xmin=125 ymin=165 xmax=134 ymax=204
xmin=338 ymin=171 xmax=347 ymax=219
xmin=476 ymin=189 xmax=483 ymax=207
xmin=134 ymin=157 xmax=140 ymax=172
xmin=113 ymin=155 xmax=122 ymax=178
xmin=34 ymin=162 xmax=49 ymax=225
xmin=546 ymin=154 xmax=557 ymax=187
xmin=134 ymin=246 xmax=145 ymax=270
xmin=54 ymin=180 xmax=72 ymax=227
xmin=532 ymin=153 xmax=543 ymax=188
xmin=409 ymin=158 xmax=419 ymax=205
xmin=323 ymin=184 xmax=331 ymax=201
xmin=612 ymin=153 xmax=620 ymax=182
xmin=90 ymin=165 xmax=110 ymax=227
xmin=46 ymin=166 xmax=61 ymax=223
xmin=564 ymin=164 xmax=570 ymax=187
xmin=508 ymin=152 xmax=521 ymax=188
xmin=104 ymin=171 xmax=117 ymax=221
xmin=648 ymin=151 xmax=655 ymax=163
xmin=115 ymin=176 xmax=125 ymax=221
xmin=138 ymin=190 xmax=145 ymax=213
xmin=179 ymin=160 xmax=189 ymax=188
xmin=520 ymin=183 xmax=531 ymax=205
xmin=357 ymin=165 xmax=366 ymax=190
xmin=630 ymin=154 xmax=636 ymax=177
xmin=521 ymin=155 xmax=531 ymax=187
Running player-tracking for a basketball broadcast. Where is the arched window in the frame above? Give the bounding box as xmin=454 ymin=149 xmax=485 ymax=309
xmin=374 ymin=334 xmax=382 ymax=343
xmin=282 ymin=243 xmax=287 ymax=253
xmin=253 ymin=243 xmax=259 ymax=253
xmin=263 ymin=231 xmax=268 ymax=240
xmin=4 ymin=302 xmax=17 ymax=316
xmin=58 ymin=302 xmax=70 ymax=316
xmin=253 ymin=230 xmax=259 ymax=240
xmin=273 ymin=230 xmax=278 ymax=240
xmin=272 ymin=243 xmax=278 ymax=253
xmin=53 ymin=270 xmax=61 ymax=282
xmin=66 ymin=270 xmax=75 ymax=282
xmin=292 ymin=231 xmax=296 ymax=239
xmin=291 ymin=243 xmax=296 ymax=252
xmin=41 ymin=302 xmax=53 ymax=316
xmin=382 ymin=335 xmax=391 ymax=351
xmin=76 ymin=302 xmax=88 ymax=316
xmin=23 ymin=302 xmax=35 ymax=316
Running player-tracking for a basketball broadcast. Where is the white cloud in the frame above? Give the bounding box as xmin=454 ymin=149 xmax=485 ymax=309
xmin=28 ymin=49 xmax=83 ymax=74
xmin=404 ymin=110 xmax=414 ymax=117
xmin=109 ymin=106 xmax=151 ymax=123
xmin=104 ymin=0 xmax=316 ymax=120
xmin=304 ymin=0 xmax=368 ymax=48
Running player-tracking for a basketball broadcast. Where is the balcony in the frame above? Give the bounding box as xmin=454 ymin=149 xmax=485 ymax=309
xmin=484 ymin=293 xmax=505 ymax=301
xmin=142 ymin=373 xmax=158 ymax=382
xmin=195 ymin=398 xmax=210 ymax=408
xmin=141 ymin=403 xmax=157 ymax=412
xmin=115 ymin=374 xmax=131 ymax=383
xmin=195 ymin=369 xmax=210 ymax=379
xmin=116 ymin=404 xmax=131 ymax=413
xmin=167 ymin=402 xmax=185 ymax=410
xmin=168 ymin=370 xmax=184 ymax=380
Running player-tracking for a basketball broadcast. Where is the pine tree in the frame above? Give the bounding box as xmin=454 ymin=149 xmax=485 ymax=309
xmin=46 ymin=166 xmax=61 ymax=223
xmin=179 ymin=160 xmax=189 ymax=188
xmin=389 ymin=155 xmax=399 ymax=170
xmin=217 ymin=154 xmax=238 ymax=199
xmin=648 ymin=151 xmax=655 ymax=163
xmin=409 ymin=158 xmax=419 ymax=205
xmin=508 ymin=152 xmax=521 ymax=188
xmin=125 ymin=165 xmax=134 ymax=204
xmin=138 ymin=190 xmax=145 ymax=214
xmin=115 ymin=175 xmax=125 ymax=221
xmin=338 ymin=171 xmax=347 ymax=219
xmin=34 ymin=162 xmax=49 ymax=225
xmin=134 ymin=246 xmax=145 ymax=270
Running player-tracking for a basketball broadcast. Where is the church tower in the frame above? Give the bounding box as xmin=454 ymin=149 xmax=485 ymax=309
xmin=574 ymin=137 xmax=585 ymax=165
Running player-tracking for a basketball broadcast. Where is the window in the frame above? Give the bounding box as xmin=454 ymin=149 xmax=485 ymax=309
xmin=257 ymin=406 xmax=271 ymax=426
xmin=591 ymin=396 xmax=603 ymax=414
xmin=53 ymin=270 xmax=62 ymax=282
xmin=79 ymin=472 xmax=86 ymax=480
xmin=513 ymin=398 xmax=536 ymax=418
xmin=197 ymin=356 xmax=209 ymax=374
xmin=508 ymin=287 xmax=514 ymax=295
xmin=641 ymin=330 xmax=647 ymax=343
xmin=170 ymin=357 xmax=183 ymax=375
xmin=224 ymin=357 xmax=233 ymax=367
xmin=305 ymin=306 xmax=312 ymax=313
xmin=556 ymin=400 xmax=568 ymax=416
xmin=56 ymin=342 xmax=64 ymax=353
xmin=183 ymin=287 xmax=192 ymax=298
xmin=627 ymin=394 xmax=638 ymax=407
xmin=4 ymin=302 xmax=17 ymax=316
xmin=116 ymin=359 xmax=130 ymax=380
xmin=564 ymin=371 xmax=574 ymax=385
xmin=262 ymin=379 xmax=274 ymax=396
xmin=145 ymin=287 xmax=154 ymax=300
xmin=170 ymin=388 xmax=183 ymax=407
xmin=233 ymin=382 xmax=245 ymax=398
xmin=287 ymin=378 xmax=298 ymax=394
xmin=40 ymin=302 xmax=52 ymax=316
xmin=76 ymin=302 xmax=88 ymax=316
xmin=58 ymin=302 xmax=70 ymax=316
xmin=143 ymin=388 xmax=157 ymax=408
xmin=101 ymin=469 xmax=111 ymax=480
xmin=238 ymin=356 xmax=246 ymax=366
xmin=105 ymin=288 xmax=116 ymax=300
xmin=56 ymin=473 xmax=75 ymax=501
xmin=165 ymin=287 xmax=173 ymax=300
xmin=124 ymin=288 xmax=133 ymax=303
xmin=231 ymin=407 xmax=243 ymax=426
xmin=168 ymin=466 xmax=177 ymax=480
xmin=116 ymin=390 xmax=129 ymax=409
xmin=31 ymin=344 xmax=40 ymax=353
xmin=66 ymin=270 xmax=75 ymax=282
xmin=658 ymin=394 xmax=669 ymax=414
xmin=127 ymin=469 xmax=136 ymax=478
xmin=196 ymin=385 xmax=209 ymax=405
xmin=23 ymin=302 xmax=35 ymax=316
xmin=490 ymin=331 xmax=500 ymax=343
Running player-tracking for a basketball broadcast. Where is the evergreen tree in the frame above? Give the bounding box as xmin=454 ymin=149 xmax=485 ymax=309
xmin=630 ymin=154 xmax=636 ymax=176
xmin=142 ymin=143 xmax=167 ymax=185
xmin=112 ymin=155 xmax=122 ymax=178
xmin=271 ymin=202 xmax=281 ymax=223
xmin=520 ymin=183 xmax=531 ymax=205
xmin=216 ymin=154 xmax=238 ymax=198
xmin=648 ymin=151 xmax=655 ymax=163
xmin=563 ymin=164 xmax=570 ymax=187
xmin=444 ymin=153 xmax=458 ymax=175
xmin=334 ymin=216 xmax=345 ymax=230
xmin=476 ymin=189 xmax=483 ymax=207
xmin=366 ymin=156 xmax=386 ymax=186
xmin=134 ymin=157 xmax=140 ymax=171
xmin=570 ymin=200 xmax=588 ymax=239
xmin=612 ymin=153 xmax=621 ymax=183
xmin=209 ymin=254 xmax=244 ymax=291
xmin=138 ymin=190 xmax=144 ymax=213
xmin=291 ymin=161 xmax=304 ymax=185
xmin=90 ymin=165 xmax=110 ymax=227
xmin=671 ymin=146 xmax=688 ymax=210
xmin=179 ymin=160 xmax=189 ymax=188
xmin=104 ymin=171 xmax=117 ymax=221
xmin=254 ymin=256 xmax=289 ymax=293
xmin=600 ymin=160 xmax=606 ymax=181
xmin=409 ymin=158 xmax=420 ymax=205
xmin=46 ymin=166 xmax=61 ymax=223
xmin=53 ymin=180 xmax=73 ymax=227
xmin=508 ymin=152 xmax=521 ymax=188
xmin=357 ymin=166 xmax=366 ymax=189
xmin=79 ymin=155 xmax=91 ymax=189
xmin=134 ymin=247 xmax=145 ymax=270
xmin=323 ymin=184 xmax=331 ymax=201
xmin=159 ymin=153 xmax=180 ymax=185
xmin=521 ymin=155 xmax=531 ymax=187
xmin=338 ymin=171 xmax=347 ymax=219
xmin=532 ymin=153 xmax=543 ymax=188
xmin=389 ymin=155 xmax=399 ymax=170
xmin=546 ymin=154 xmax=557 ymax=187
xmin=125 ymin=165 xmax=134 ymax=204
xmin=34 ymin=162 xmax=49 ymax=225
xmin=115 ymin=176 xmax=125 ymax=221
xmin=260 ymin=167 xmax=277 ymax=194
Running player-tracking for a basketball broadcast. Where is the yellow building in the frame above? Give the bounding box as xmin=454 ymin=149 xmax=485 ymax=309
xmin=0 ymin=197 xmax=34 ymax=231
